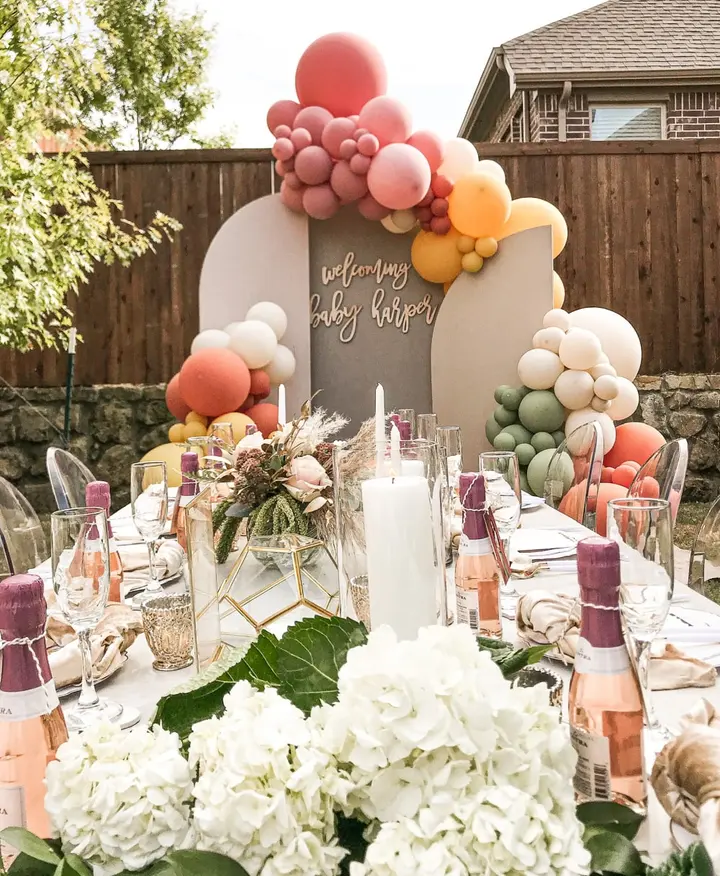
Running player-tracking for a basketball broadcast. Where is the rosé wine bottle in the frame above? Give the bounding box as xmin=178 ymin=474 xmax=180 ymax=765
xmin=569 ymin=536 xmax=646 ymax=815
xmin=455 ymin=473 xmax=501 ymax=637
xmin=170 ymin=451 xmax=200 ymax=551
xmin=85 ymin=481 xmax=123 ymax=603
xmin=0 ymin=575 xmax=68 ymax=866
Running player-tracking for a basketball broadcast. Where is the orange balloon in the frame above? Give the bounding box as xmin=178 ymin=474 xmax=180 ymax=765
xmin=447 ymin=173 xmax=512 ymax=239
xmin=603 ymin=423 xmax=666 ymax=469
xmin=411 ymin=226 xmax=463 ymax=284
xmin=246 ymin=402 xmax=280 ymax=438
xmin=588 ymin=483 xmax=628 ymax=537
xmin=559 ymin=480 xmax=586 ymax=524
xmin=207 ymin=412 xmax=255 ymax=442
xmin=611 ymin=464 xmax=638 ymax=489
xmin=497 ymin=198 xmax=568 ymax=258
xmin=553 ymin=271 xmax=565 ymax=308
xmin=443 ymin=281 xmax=452 ymax=295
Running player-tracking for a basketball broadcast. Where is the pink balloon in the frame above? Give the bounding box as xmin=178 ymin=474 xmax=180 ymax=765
xmin=275 ymin=159 xmax=286 ymax=178
xmin=431 ymin=197 xmax=449 ymax=217
xmin=430 ymin=215 xmax=451 ymax=235
xmin=281 ymin=157 xmax=295 ymax=173
xmin=267 ymin=100 xmax=301 ymax=134
xmin=294 ymin=145 xmax=333 ymax=185
xmin=339 ymin=139 xmax=358 ymax=160
xmin=322 ymin=117 xmax=357 ymax=158
xmin=358 ymin=96 xmax=412 ymax=147
xmin=353 ymin=128 xmax=369 ymax=141
xmin=407 ymin=130 xmax=445 ymax=173
xmin=418 ymin=189 xmax=434 ymax=208
xmin=349 ymin=114 xmax=359 ymax=124
xmin=357 ymin=133 xmax=380 ymax=157
xmin=431 ymin=173 xmax=453 ymax=199
xmin=272 ymin=137 xmax=295 ymax=161
xmin=290 ymin=128 xmax=312 ymax=152
xmin=293 ymin=106 xmax=333 ymax=145
xmin=358 ymin=194 xmax=391 ymax=220
xmin=367 ymin=143 xmax=431 ymax=210
xmin=303 ymin=184 xmax=340 ymax=220
xmin=331 ymin=160 xmax=368 ymax=202
xmin=274 ymin=124 xmax=292 ymax=139
xmin=349 ymin=153 xmax=371 ymax=175
xmin=416 ymin=206 xmax=433 ymax=223
xmin=285 ymin=171 xmax=303 ymax=190
xmin=280 ymin=180 xmax=306 ymax=213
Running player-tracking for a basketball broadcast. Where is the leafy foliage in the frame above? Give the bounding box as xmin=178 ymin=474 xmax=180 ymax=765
xmin=476 ymin=634 xmax=552 ymax=679
xmin=646 ymin=843 xmax=714 ymax=876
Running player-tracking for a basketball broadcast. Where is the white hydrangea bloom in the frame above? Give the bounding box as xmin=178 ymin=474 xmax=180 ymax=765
xmin=45 ymin=722 xmax=193 ymax=876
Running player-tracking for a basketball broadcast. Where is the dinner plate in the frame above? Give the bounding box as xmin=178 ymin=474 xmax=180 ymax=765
xmin=56 ymin=653 xmax=128 ymax=699
xmin=123 ymin=569 xmax=183 ymax=599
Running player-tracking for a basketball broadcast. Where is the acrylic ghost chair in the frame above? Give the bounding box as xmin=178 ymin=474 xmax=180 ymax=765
xmin=627 ymin=439 xmax=688 ymax=524
xmin=543 ymin=421 xmax=604 ymax=530
xmin=0 ymin=477 xmax=48 ymax=577
xmin=688 ymin=494 xmax=720 ymax=601
xmin=46 ymin=446 xmax=95 ymax=511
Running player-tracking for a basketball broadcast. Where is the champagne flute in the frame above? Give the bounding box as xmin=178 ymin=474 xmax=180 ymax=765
xmin=51 ymin=507 xmax=123 ymax=731
xmin=130 ymin=462 xmax=168 ymax=607
xmin=479 ymin=451 xmax=521 ymax=597
xmin=437 ymin=426 xmax=462 ymax=566
xmin=607 ymin=497 xmax=674 ymax=746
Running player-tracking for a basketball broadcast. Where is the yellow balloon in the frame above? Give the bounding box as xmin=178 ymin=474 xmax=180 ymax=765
xmin=411 ymin=227 xmax=463 ymax=285
xmin=456 ymin=235 xmax=476 ymax=254
xmin=168 ymin=423 xmax=186 ymax=443
xmin=474 ymin=237 xmax=498 ymax=258
xmin=208 ymin=412 xmax=255 ymax=442
xmin=461 ymin=252 xmax=484 ymax=273
xmin=447 ymin=172 xmax=512 ymax=239
xmin=185 ymin=411 xmax=208 ymax=427
xmin=184 ymin=421 xmax=207 ymax=439
xmin=497 ymin=197 xmax=568 ymax=258
xmin=140 ymin=443 xmax=185 ymax=488
xmin=553 ymin=271 xmax=566 ymax=308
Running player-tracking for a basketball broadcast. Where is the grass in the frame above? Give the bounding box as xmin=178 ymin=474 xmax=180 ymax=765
xmin=675 ymin=501 xmax=711 ymax=550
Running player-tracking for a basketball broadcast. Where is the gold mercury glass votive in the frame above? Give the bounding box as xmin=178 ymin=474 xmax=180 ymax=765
xmin=141 ymin=594 xmax=194 ymax=671
xmin=349 ymin=575 xmax=371 ymax=630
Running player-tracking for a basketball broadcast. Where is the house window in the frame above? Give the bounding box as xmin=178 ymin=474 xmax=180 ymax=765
xmin=590 ymin=105 xmax=665 ymax=140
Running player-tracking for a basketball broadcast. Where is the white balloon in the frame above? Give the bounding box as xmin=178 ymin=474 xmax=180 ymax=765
xmin=607 ymin=376 xmax=639 ymax=421
xmin=477 ymin=159 xmax=505 ymax=182
xmin=227 ymin=320 xmax=278 ymax=369
xmin=558 ymin=328 xmax=603 ymax=371
xmin=245 ymin=302 xmax=288 ymax=341
xmin=264 ymin=344 xmax=296 ymax=385
xmin=590 ymin=363 xmax=617 ymax=380
xmin=565 ymin=407 xmax=616 ymax=453
xmin=543 ymin=309 xmax=571 ymax=332
xmin=191 ymin=329 xmax=229 ymax=355
xmin=591 ymin=396 xmax=612 ymax=412
xmin=570 ymin=307 xmax=642 ymax=381
xmin=381 ymin=215 xmax=404 ymax=234
xmin=517 ymin=348 xmax=564 ymax=390
xmin=392 ymin=209 xmax=417 ymax=232
xmin=554 ymin=369 xmax=595 ymax=410
xmin=437 ymin=137 xmax=479 ymax=182
xmin=532 ymin=326 xmax=565 ymax=354
xmin=223 ymin=321 xmax=244 ymax=335
xmin=593 ymin=374 xmax=620 ymax=401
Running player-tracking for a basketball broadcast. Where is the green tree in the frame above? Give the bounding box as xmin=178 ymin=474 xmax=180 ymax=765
xmin=0 ymin=0 xmax=180 ymax=351
xmin=81 ymin=0 xmax=225 ymax=149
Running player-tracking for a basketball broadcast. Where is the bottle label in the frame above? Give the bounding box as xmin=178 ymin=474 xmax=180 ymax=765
xmin=571 ymin=726 xmax=612 ymax=800
xmin=456 ymin=588 xmax=480 ymax=632
xmin=0 ymin=787 xmax=26 ymax=831
xmin=575 ymin=638 xmax=630 ymax=675
xmin=0 ymin=681 xmax=59 ymax=723
xmin=459 ymin=536 xmax=492 ymax=557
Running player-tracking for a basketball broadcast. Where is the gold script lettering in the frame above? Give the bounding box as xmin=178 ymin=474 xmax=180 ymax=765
xmin=371 ymin=289 xmax=438 ymax=334
xmin=310 ymin=291 xmax=363 ymax=344
xmin=321 ymin=251 xmax=411 ymax=292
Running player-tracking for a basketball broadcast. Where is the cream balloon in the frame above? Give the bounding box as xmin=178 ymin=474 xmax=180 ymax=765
xmin=607 ymin=376 xmax=639 ymax=421
xmin=477 ymin=159 xmax=505 ymax=182
xmin=565 ymin=407 xmax=616 ymax=453
xmin=570 ymin=307 xmax=642 ymax=381
xmin=532 ymin=326 xmax=565 ymax=354
xmin=553 ymin=369 xmax=595 ymax=410
xmin=391 ymin=209 xmax=417 ymax=232
xmin=558 ymin=328 xmax=603 ymax=371
xmin=590 ymin=363 xmax=618 ymax=380
xmin=437 ymin=138 xmax=478 ymax=182
xmin=517 ymin=348 xmax=564 ymax=390
xmin=227 ymin=320 xmax=278 ymax=369
xmin=223 ymin=321 xmax=244 ymax=335
xmin=381 ymin=214 xmax=405 ymax=234
xmin=264 ymin=344 xmax=296 ymax=385
xmin=543 ymin=309 xmax=571 ymax=332
xmin=591 ymin=396 xmax=612 ymax=412
xmin=593 ymin=374 xmax=620 ymax=401
xmin=190 ymin=329 xmax=229 ymax=355
xmin=245 ymin=301 xmax=288 ymax=341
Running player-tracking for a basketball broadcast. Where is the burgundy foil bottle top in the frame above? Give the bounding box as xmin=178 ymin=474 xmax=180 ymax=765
xmin=398 ymin=421 xmax=411 ymax=441
xmin=389 ymin=414 xmax=401 ymax=430
xmin=0 ymin=574 xmax=46 ymax=634
xmin=85 ymin=480 xmax=110 ymax=513
xmin=577 ymin=536 xmax=624 ymax=647
xmin=181 ymin=451 xmax=199 ymax=474
xmin=246 ymin=424 xmax=258 ymax=435
xmin=459 ymin=473 xmax=488 ymax=541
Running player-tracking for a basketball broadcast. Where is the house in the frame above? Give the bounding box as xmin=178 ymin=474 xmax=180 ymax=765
xmin=460 ymin=0 xmax=720 ymax=143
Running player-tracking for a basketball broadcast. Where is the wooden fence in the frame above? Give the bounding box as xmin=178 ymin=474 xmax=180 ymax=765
xmin=2 ymin=140 xmax=720 ymax=385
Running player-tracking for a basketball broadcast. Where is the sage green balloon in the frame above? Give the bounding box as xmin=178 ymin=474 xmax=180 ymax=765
xmin=504 ymin=423 xmax=532 ymax=446
xmin=531 ymin=431 xmax=556 ymax=452
xmin=485 ymin=415 xmax=502 ymax=444
xmin=518 ymin=386 xmax=532 ymax=399
xmin=515 ymin=442 xmax=536 ymax=467
xmin=552 ymin=430 xmax=566 ymax=447
xmin=494 ymin=384 xmax=512 ymax=404
xmin=494 ymin=405 xmax=517 ymax=427
xmin=526 ymin=448 xmax=558 ymax=497
xmin=519 ymin=470 xmax=531 ymax=495
xmin=500 ymin=387 xmax=523 ymax=412
xmin=493 ymin=431 xmax=516 ymax=452
xmin=518 ymin=390 xmax=565 ymax=434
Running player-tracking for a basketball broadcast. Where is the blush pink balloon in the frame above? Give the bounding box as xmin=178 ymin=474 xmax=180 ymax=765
xmin=280 ymin=180 xmax=306 ymax=213
xmin=267 ymin=100 xmax=301 ymax=134
xmin=430 ymin=215 xmax=451 ymax=235
xmin=353 ymin=128 xmax=369 ymax=141
xmin=281 ymin=157 xmax=295 ymax=173
xmin=274 ymin=124 xmax=292 ymax=139
xmin=293 ymin=106 xmax=333 ymax=145
xmin=303 ymin=184 xmax=340 ymax=220
xmin=407 ymin=130 xmax=445 ymax=173
xmin=416 ymin=206 xmax=433 ymax=223
xmin=285 ymin=171 xmax=303 ymax=190
xmin=431 ymin=197 xmax=449 ymax=217
xmin=358 ymin=96 xmax=412 ymax=147
xmin=322 ymin=117 xmax=357 ymax=158
xmin=331 ymin=160 xmax=368 ymax=202
xmin=294 ymin=145 xmax=333 ymax=185
xmin=349 ymin=114 xmax=360 ymax=124
xmin=358 ymin=194 xmax=391 ymax=220
xmin=431 ymin=173 xmax=453 ymax=199
xmin=349 ymin=153 xmax=371 ymax=175
xmin=367 ymin=143 xmax=431 ymax=210
xmin=272 ymin=137 xmax=295 ymax=161
xmin=275 ymin=160 xmax=286 ymax=178
xmin=339 ymin=139 xmax=358 ymax=160
xmin=290 ymin=127 xmax=313 ymax=152
xmin=357 ymin=133 xmax=380 ymax=157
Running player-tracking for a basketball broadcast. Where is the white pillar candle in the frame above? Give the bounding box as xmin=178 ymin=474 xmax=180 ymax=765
xmin=362 ymin=475 xmax=437 ymax=639
xmin=400 ymin=460 xmax=425 ymax=477
xmin=375 ymin=384 xmax=385 ymax=476
xmin=278 ymin=384 xmax=286 ymax=426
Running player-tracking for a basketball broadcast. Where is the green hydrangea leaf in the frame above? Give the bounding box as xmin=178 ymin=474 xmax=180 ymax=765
xmin=166 ymin=850 xmax=250 ymax=875
xmin=577 ymin=800 xmax=645 ymax=840
xmin=584 ymin=829 xmax=645 ymax=876
xmin=0 ymin=829 xmax=60 ymax=866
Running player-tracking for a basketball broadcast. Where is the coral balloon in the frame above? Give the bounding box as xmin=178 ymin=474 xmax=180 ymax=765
xmin=497 ymin=198 xmax=568 ymax=258
xmin=321 ymin=117 xmax=357 ymax=158
xmin=280 ymin=180 xmax=306 ymax=212
xmin=168 ymin=423 xmax=186 ymax=443
xmin=367 ymin=144 xmax=431 ymax=210
xmin=612 ymin=464 xmax=639 ymax=489
xmin=432 ymin=174 xmax=453 ymax=199
xmin=349 ymin=154 xmax=371 ymax=175
xmin=591 ymin=483 xmax=629 ymax=537
xmin=208 ymin=412 xmax=255 ymax=441
xmin=339 ymin=139 xmax=358 ymax=160
xmin=553 ymin=272 xmax=566 ymax=308
xmin=295 ymin=33 xmax=387 ymax=117
xmin=411 ymin=227 xmax=463 ymax=284
xmin=477 ymin=160 xmax=505 ymax=182
xmin=165 ymin=373 xmax=191 ymax=421
xmin=358 ymin=194 xmax=391 ymax=220
xmin=294 ymin=145 xmax=333 ymax=185
xmin=179 ymin=348 xmax=251 ymax=418
xmin=249 ymin=369 xmax=271 ymax=399
xmin=331 ymin=160 xmax=368 ymax=202
xmin=448 ymin=172 xmax=512 ymax=239
xmin=266 ymin=100 xmax=301 ymax=134
xmin=274 ymin=125 xmax=292 ymax=140
xmin=239 ymin=395 xmax=255 ymax=413
xmin=356 ymin=133 xmax=380 ymax=157
xmin=570 ymin=308 xmax=642 ymax=381
xmin=303 ymin=184 xmax=340 ymax=219
xmin=272 ymin=138 xmax=294 ymax=162
xmin=246 ymin=403 xmax=280 ymax=438
xmin=358 ymin=96 xmax=412 ymax=147
xmin=293 ymin=106 xmax=333 ymax=145
xmin=603 ymin=422 xmax=666 ymax=469
xmin=290 ymin=127 xmax=313 ymax=152
xmin=638 ymin=477 xmax=661 ymax=500
xmin=437 ymin=138 xmax=478 ymax=182
xmin=284 ymin=171 xmax=302 ymax=190
xmin=140 ymin=444 xmax=185 ymax=488
xmin=430 ymin=216 xmax=451 ymax=235
xmin=407 ymin=131 xmax=444 ymax=173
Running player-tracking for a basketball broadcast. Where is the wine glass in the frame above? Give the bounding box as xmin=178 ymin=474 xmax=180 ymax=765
xmin=607 ymin=497 xmax=674 ymax=745
xmin=437 ymin=426 xmax=462 ymax=566
xmin=130 ymin=462 xmax=168 ymax=606
xmin=416 ymin=413 xmax=438 ymax=442
xmin=51 ymin=507 xmax=124 ymax=731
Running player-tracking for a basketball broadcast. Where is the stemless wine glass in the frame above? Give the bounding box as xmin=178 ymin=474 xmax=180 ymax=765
xmin=607 ymin=497 xmax=674 ymax=744
xmin=416 ymin=413 xmax=438 ymax=442
xmin=51 ymin=507 xmax=124 ymax=731
xmin=130 ymin=461 xmax=168 ymax=606
xmin=437 ymin=426 xmax=463 ymax=565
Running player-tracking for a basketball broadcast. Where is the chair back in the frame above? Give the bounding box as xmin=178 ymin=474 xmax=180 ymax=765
xmin=46 ymin=446 xmax=95 ymax=511
xmin=688 ymin=495 xmax=720 ymax=599
xmin=627 ymin=439 xmax=688 ymax=523
xmin=0 ymin=477 xmax=47 ymax=577
xmin=544 ymin=421 xmax=604 ymax=529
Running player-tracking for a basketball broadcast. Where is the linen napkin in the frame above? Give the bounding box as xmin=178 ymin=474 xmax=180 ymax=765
xmin=119 ymin=540 xmax=185 ymax=595
xmin=516 ymin=590 xmax=717 ymax=691
xmin=46 ymin=603 xmax=142 ymax=689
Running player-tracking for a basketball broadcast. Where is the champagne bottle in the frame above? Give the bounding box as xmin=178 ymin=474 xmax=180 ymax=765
xmin=455 ymin=473 xmax=501 ymax=637
xmin=170 ymin=451 xmax=200 ymax=551
xmin=0 ymin=575 xmax=68 ymax=866
xmin=85 ymin=480 xmax=123 ymax=603
xmin=569 ymin=537 xmax=646 ymax=814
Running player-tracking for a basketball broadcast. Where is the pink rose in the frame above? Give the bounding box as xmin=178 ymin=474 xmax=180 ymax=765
xmin=284 ymin=455 xmax=331 ymax=501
